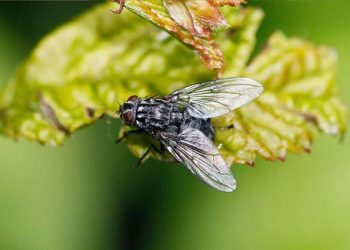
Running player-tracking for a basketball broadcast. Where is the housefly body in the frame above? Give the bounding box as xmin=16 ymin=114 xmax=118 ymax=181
xmin=117 ymin=77 xmax=263 ymax=192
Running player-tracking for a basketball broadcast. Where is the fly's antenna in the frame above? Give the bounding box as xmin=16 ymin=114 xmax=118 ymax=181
xmin=112 ymin=96 xmax=122 ymax=118
xmin=116 ymin=97 xmax=121 ymax=106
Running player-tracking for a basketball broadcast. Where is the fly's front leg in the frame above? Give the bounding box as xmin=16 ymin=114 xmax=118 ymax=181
xmin=115 ymin=129 xmax=143 ymax=144
xmin=134 ymin=144 xmax=165 ymax=169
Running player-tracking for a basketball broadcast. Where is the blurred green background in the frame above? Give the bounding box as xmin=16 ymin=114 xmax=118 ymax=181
xmin=0 ymin=1 xmax=349 ymax=250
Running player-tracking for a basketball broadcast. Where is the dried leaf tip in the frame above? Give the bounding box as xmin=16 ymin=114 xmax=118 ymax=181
xmin=163 ymin=0 xmax=229 ymax=38
xmin=111 ymin=0 xmax=125 ymax=14
xmin=111 ymin=0 xmax=247 ymax=74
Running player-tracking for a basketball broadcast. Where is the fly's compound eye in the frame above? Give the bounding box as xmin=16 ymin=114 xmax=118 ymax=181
xmin=127 ymin=95 xmax=139 ymax=102
xmin=122 ymin=111 xmax=134 ymax=125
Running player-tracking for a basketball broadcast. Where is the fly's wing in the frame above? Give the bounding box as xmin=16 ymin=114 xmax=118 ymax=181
xmin=167 ymin=77 xmax=263 ymax=118
xmin=160 ymin=127 xmax=236 ymax=192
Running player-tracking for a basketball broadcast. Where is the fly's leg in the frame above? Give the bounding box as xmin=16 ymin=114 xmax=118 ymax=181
xmin=115 ymin=129 xmax=143 ymax=144
xmin=134 ymin=146 xmax=153 ymax=169
xmin=134 ymin=144 xmax=165 ymax=169
xmin=213 ymin=124 xmax=234 ymax=130
xmin=160 ymin=143 xmax=165 ymax=153
xmin=211 ymin=124 xmax=234 ymax=141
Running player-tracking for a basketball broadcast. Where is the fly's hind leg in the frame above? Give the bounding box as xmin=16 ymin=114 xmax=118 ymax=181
xmin=213 ymin=124 xmax=235 ymax=130
xmin=134 ymin=143 xmax=165 ymax=169
xmin=211 ymin=124 xmax=234 ymax=141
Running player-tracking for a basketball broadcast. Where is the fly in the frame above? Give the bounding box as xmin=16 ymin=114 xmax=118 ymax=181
xmin=117 ymin=77 xmax=263 ymax=192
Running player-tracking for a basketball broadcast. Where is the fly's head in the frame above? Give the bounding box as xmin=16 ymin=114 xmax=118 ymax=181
xmin=118 ymin=95 xmax=139 ymax=126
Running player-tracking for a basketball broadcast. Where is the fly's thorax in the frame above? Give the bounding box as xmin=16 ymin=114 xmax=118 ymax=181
xmin=134 ymin=99 xmax=184 ymax=131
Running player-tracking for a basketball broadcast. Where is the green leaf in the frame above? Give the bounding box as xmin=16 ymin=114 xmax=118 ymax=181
xmin=0 ymin=3 xmax=346 ymax=167
xmin=212 ymin=31 xmax=347 ymax=165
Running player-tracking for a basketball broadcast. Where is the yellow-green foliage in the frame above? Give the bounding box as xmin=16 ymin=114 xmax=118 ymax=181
xmin=0 ymin=3 xmax=346 ymax=166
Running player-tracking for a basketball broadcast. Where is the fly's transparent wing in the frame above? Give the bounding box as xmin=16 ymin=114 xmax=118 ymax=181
xmin=160 ymin=127 xmax=236 ymax=192
xmin=168 ymin=77 xmax=263 ymax=118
